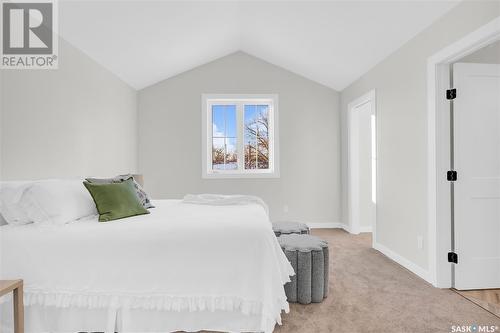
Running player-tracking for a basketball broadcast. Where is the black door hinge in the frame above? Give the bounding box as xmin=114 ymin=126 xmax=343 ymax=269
xmin=448 ymin=252 xmax=458 ymax=264
xmin=447 ymin=170 xmax=458 ymax=181
xmin=446 ymin=89 xmax=457 ymax=100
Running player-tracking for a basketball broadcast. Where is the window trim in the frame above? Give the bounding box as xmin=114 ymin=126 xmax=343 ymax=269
xmin=201 ymin=94 xmax=280 ymax=179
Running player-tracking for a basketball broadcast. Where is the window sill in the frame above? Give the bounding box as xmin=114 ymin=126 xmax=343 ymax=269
xmin=202 ymin=171 xmax=280 ymax=179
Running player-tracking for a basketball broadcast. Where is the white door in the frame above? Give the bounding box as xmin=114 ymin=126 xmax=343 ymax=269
xmin=454 ymin=63 xmax=500 ymax=290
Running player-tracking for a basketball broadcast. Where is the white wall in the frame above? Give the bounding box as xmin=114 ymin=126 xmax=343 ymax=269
xmin=340 ymin=1 xmax=500 ymax=272
xmin=1 ymin=38 xmax=138 ymax=180
xmin=138 ymin=52 xmax=341 ymax=224
xmin=458 ymin=39 xmax=500 ymax=64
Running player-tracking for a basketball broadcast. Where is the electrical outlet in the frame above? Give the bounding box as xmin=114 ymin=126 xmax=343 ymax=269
xmin=283 ymin=205 xmax=289 ymax=213
xmin=417 ymin=236 xmax=424 ymax=250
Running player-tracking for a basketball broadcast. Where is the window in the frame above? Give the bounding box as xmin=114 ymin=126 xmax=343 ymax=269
xmin=202 ymin=94 xmax=279 ymax=178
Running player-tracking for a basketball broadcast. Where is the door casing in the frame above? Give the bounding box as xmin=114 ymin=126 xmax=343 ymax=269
xmin=347 ymin=89 xmax=377 ymax=240
xmin=427 ymin=17 xmax=500 ymax=288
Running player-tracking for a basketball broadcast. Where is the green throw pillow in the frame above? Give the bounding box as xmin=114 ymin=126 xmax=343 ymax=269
xmin=83 ymin=178 xmax=150 ymax=222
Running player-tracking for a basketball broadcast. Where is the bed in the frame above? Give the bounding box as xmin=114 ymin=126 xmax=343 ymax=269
xmin=0 ymin=199 xmax=294 ymax=333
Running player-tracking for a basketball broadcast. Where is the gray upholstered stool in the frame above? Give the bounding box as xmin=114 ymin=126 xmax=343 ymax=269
xmin=278 ymin=234 xmax=329 ymax=304
xmin=272 ymin=221 xmax=310 ymax=237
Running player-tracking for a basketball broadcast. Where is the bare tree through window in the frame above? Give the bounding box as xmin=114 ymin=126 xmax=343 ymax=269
xmin=205 ymin=96 xmax=276 ymax=177
xmin=212 ymin=105 xmax=237 ymax=170
xmin=244 ymin=105 xmax=269 ymax=169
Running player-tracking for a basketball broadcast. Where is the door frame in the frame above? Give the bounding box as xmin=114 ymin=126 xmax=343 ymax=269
xmin=427 ymin=16 xmax=500 ymax=288
xmin=347 ymin=89 xmax=377 ymax=240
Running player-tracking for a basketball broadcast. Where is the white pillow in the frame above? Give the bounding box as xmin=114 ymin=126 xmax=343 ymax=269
xmin=0 ymin=181 xmax=33 ymax=225
xmin=19 ymin=179 xmax=98 ymax=225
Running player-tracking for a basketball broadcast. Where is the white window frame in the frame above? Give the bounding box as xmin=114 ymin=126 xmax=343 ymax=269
xmin=201 ymin=94 xmax=280 ymax=179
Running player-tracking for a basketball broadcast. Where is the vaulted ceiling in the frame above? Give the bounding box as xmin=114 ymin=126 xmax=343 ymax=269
xmin=59 ymin=1 xmax=459 ymax=91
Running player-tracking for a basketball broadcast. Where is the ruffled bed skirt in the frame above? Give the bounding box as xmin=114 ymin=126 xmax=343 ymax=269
xmin=0 ymin=290 xmax=290 ymax=333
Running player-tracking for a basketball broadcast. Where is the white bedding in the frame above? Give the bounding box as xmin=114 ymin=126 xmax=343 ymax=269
xmin=0 ymin=199 xmax=294 ymax=333
xmin=183 ymin=194 xmax=269 ymax=216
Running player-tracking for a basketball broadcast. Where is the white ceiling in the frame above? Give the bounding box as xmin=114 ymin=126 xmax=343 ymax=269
xmin=59 ymin=1 xmax=459 ymax=91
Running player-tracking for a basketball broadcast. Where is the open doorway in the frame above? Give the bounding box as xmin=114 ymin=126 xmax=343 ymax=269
xmin=347 ymin=90 xmax=376 ymax=238
xmin=428 ymin=17 xmax=500 ymax=318
xmin=450 ymin=41 xmax=500 ymax=317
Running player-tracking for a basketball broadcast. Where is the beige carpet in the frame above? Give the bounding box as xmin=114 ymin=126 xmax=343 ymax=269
xmin=274 ymin=229 xmax=500 ymax=333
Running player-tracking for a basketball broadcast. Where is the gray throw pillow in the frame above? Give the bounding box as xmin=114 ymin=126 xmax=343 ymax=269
xmin=85 ymin=174 xmax=154 ymax=209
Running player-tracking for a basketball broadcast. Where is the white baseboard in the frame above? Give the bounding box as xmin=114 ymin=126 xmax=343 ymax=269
xmin=358 ymin=226 xmax=372 ymax=233
xmin=373 ymin=241 xmax=431 ymax=283
xmin=342 ymin=225 xmax=372 ymax=234
xmin=308 ymin=223 xmax=371 ymax=234
xmin=306 ymin=222 xmax=346 ymax=229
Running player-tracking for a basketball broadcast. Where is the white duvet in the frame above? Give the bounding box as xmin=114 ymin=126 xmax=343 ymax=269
xmin=0 ymin=200 xmax=294 ymax=333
